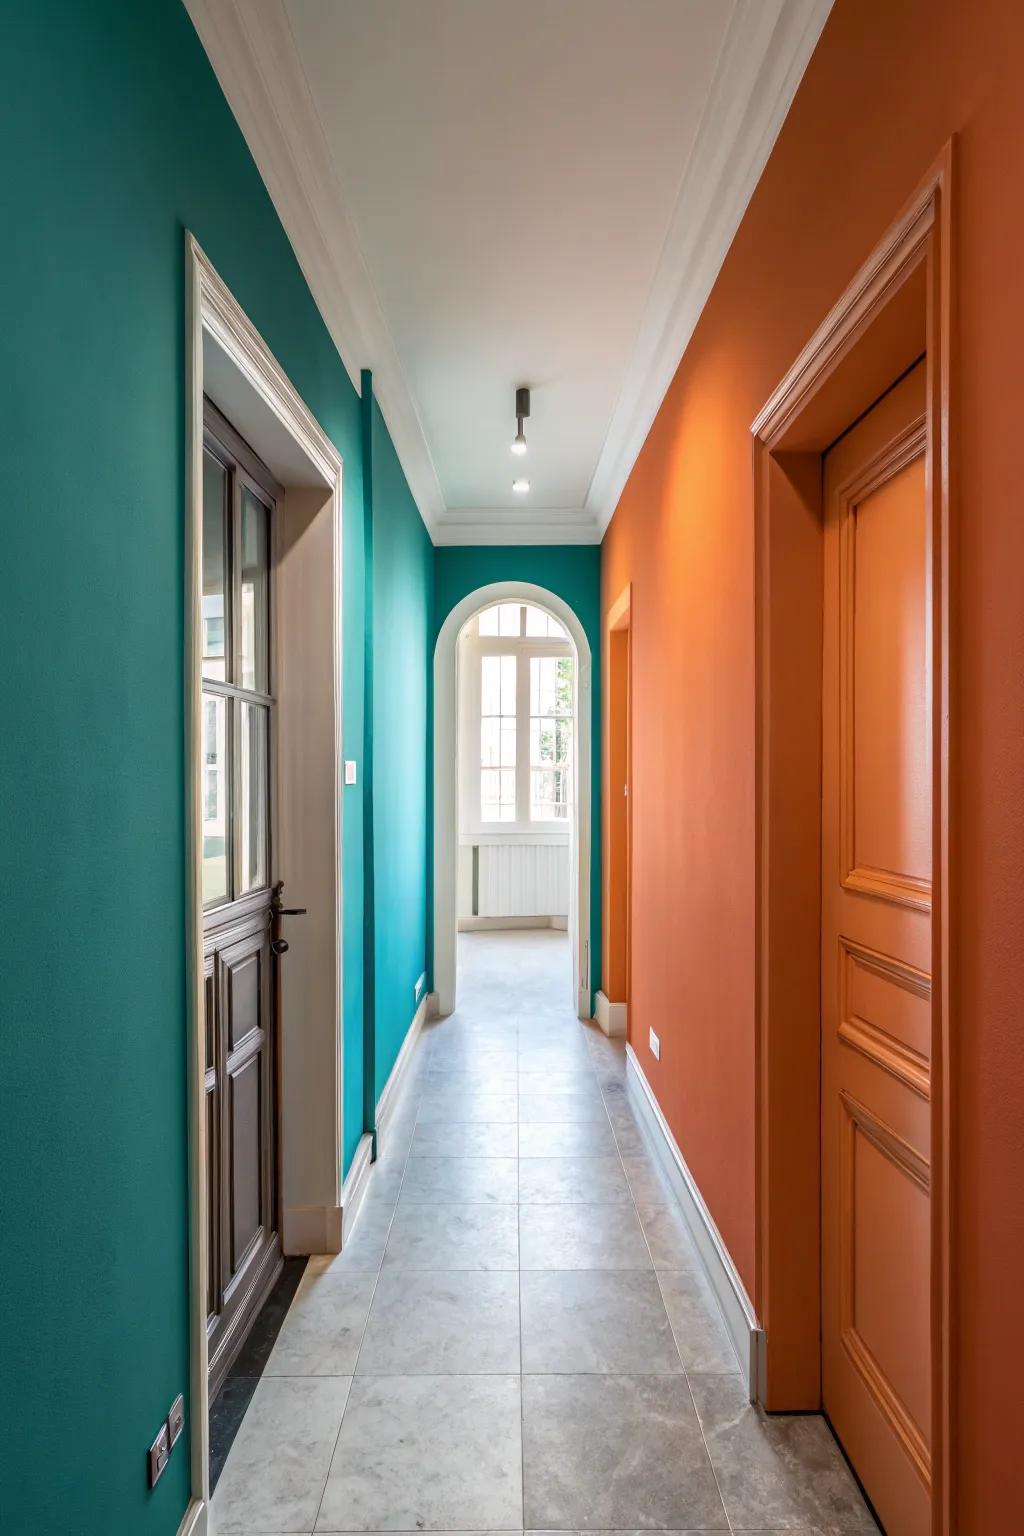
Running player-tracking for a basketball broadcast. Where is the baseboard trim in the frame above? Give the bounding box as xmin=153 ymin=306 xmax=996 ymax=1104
xmin=340 ymin=1131 xmax=374 ymax=1244
xmin=625 ymin=1044 xmax=763 ymax=1400
xmin=594 ymin=989 xmax=627 ymax=1038
xmin=178 ymin=1497 xmax=207 ymax=1536
xmin=282 ymin=1201 xmax=343 ymax=1256
xmin=375 ymin=988 xmax=436 ymax=1151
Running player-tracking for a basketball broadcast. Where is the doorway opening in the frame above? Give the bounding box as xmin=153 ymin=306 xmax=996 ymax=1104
xmin=184 ymin=235 xmax=345 ymax=1528
xmin=752 ymin=151 xmax=953 ymax=1536
xmin=597 ymin=583 xmax=632 ymax=1037
xmin=454 ymin=598 xmax=577 ymax=1012
xmin=433 ymin=583 xmax=592 ymax=1021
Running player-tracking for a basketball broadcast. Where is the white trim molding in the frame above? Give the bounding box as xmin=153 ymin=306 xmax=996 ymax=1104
xmin=434 ymin=582 xmax=593 ymax=1019
xmin=588 ymin=0 xmax=833 ymax=533
xmin=283 ymin=1202 xmax=344 ymax=1256
xmin=340 ymin=1134 xmax=374 ymax=1245
xmin=184 ymin=232 xmax=344 ymax=1516
xmin=625 ymin=1045 xmax=764 ymax=1400
xmin=184 ymin=0 xmax=831 ymax=546
xmin=594 ymin=990 xmax=627 ymax=1038
xmin=376 ymin=989 xmax=437 ymax=1153
xmin=177 ymin=1497 xmax=207 ymax=1536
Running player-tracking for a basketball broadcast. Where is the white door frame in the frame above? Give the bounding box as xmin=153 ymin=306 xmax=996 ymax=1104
xmin=433 ymin=581 xmax=592 ymax=1018
xmin=183 ymin=233 xmax=343 ymax=1534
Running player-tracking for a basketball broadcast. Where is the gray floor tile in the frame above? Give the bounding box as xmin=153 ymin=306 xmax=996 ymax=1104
xmin=417 ymin=1093 xmax=518 ymax=1124
xmin=518 ymin=1070 xmax=601 ymax=1096
xmin=412 ymin=1120 xmax=519 ymax=1157
xmin=521 ymin=1270 xmax=682 ymax=1373
xmin=658 ymin=1270 xmax=737 ymax=1372
xmin=519 ymin=1093 xmax=610 ymax=1123
xmin=316 ymin=1374 xmax=523 ymax=1531
xmin=519 ymin=1203 xmax=652 ymax=1269
xmin=688 ymin=1374 xmax=879 ymax=1532
xmin=621 ymin=1153 xmax=676 ymax=1204
xmin=384 ymin=1202 xmax=519 ymax=1269
xmin=636 ymin=1203 xmax=701 ymax=1269
xmin=522 ymin=1373 xmax=727 ymax=1530
xmin=357 ymin=1269 xmax=520 ymax=1374
xmin=309 ymin=1205 xmax=396 ymax=1276
xmin=212 ymin=1375 xmax=352 ymax=1533
xmin=518 ymin=1155 xmax=631 ymax=1204
xmin=518 ymin=1119 xmax=620 ymax=1158
xmin=400 ymin=1155 xmax=518 ymax=1204
xmin=266 ymin=1271 xmax=376 ymax=1377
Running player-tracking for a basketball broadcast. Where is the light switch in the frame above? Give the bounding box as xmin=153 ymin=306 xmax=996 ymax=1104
xmin=344 ymin=760 xmax=357 ymax=785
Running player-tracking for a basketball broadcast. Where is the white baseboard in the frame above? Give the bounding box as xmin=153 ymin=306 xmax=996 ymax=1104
xmin=340 ymin=1131 xmax=374 ymax=1244
xmin=625 ymin=1044 xmax=763 ymax=1400
xmin=375 ymin=989 xmax=435 ymax=1152
xmin=594 ymin=989 xmax=627 ymax=1038
xmin=282 ymin=1201 xmax=343 ymax=1256
xmin=177 ymin=1496 xmax=207 ymax=1536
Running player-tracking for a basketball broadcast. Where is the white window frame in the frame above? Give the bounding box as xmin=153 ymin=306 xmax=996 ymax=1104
xmin=459 ymin=604 xmax=573 ymax=844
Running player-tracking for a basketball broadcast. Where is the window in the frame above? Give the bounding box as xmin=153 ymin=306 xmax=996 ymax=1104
xmin=460 ymin=604 xmax=574 ymax=835
xmin=480 ymin=654 xmax=516 ymax=821
xmin=201 ymin=429 xmax=274 ymax=909
xmin=530 ymin=655 xmax=573 ymax=820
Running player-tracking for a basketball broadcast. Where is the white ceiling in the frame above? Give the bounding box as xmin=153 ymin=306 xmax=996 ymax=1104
xmin=186 ymin=0 xmax=832 ymax=544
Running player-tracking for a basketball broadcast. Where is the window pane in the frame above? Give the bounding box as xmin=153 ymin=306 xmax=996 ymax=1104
xmin=202 ymin=452 xmax=228 ymax=682
xmin=500 ymin=655 xmax=516 ymax=713
xmin=481 ymin=655 xmax=501 ymax=715
xmin=240 ymin=489 xmax=270 ymax=693
xmin=498 ymin=602 xmax=522 ymax=636
xmin=524 ymin=604 xmax=548 ymax=636
xmin=202 ymin=691 xmax=229 ymax=905
xmin=478 ymin=606 xmax=500 ymax=636
xmin=239 ymin=702 xmax=269 ymax=893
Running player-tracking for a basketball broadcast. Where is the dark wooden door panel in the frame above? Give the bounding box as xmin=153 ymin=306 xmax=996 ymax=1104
xmin=228 ymin=1047 xmax=264 ymax=1270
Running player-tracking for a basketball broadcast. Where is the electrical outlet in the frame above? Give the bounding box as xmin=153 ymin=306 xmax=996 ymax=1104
xmin=344 ymin=760 xmax=357 ymax=785
xmin=167 ymin=1393 xmax=185 ymax=1450
xmin=148 ymin=1421 xmax=170 ymax=1488
xmin=649 ymin=1028 xmax=661 ymax=1061
xmin=414 ymin=971 xmax=426 ymax=1002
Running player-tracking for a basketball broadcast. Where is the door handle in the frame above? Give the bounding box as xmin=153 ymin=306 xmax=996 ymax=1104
xmin=271 ymin=937 xmax=289 ymax=956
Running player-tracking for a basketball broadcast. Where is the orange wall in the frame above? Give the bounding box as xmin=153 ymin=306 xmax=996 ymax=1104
xmin=601 ymin=0 xmax=1024 ymax=1524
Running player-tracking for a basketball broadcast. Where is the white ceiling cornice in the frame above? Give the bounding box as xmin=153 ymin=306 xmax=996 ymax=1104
xmin=185 ymin=0 xmax=832 ymax=548
xmin=183 ymin=0 xmax=445 ymax=536
xmin=586 ymin=0 xmax=833 ymax=534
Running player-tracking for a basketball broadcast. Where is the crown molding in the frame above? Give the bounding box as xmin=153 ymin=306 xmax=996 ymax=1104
xmin=434 ymin=509 xmax=600 ymax=547
xmin=183 ymin=0 xmax=444 ymax=536
xmin=586 ymin=0 xmax=833 ymax=534
xmin=186 ymin=0 xmax=832 ymax=548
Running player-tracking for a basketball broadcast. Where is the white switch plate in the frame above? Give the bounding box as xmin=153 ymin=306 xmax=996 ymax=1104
xmin=344 ymin=760 xmax=357 ymax=785
xmin=649 ymin=1028 xmax=660 ymax=1061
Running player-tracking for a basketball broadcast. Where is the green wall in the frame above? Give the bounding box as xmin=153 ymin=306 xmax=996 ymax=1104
xmin=0 ymin=2 xmax=424 ymax=1529
xmin=432 ymin=547 xmax=602 ymax=1004
xmin=369 ymin=393 xmax=435 ymax=1100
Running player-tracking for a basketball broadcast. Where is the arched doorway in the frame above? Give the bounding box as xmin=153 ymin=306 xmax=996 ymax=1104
xmin=433 ymin=581 xmax=592 ymax=1018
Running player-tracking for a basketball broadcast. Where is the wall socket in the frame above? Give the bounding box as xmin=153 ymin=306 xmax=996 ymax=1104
xmin=148 ymin=1422 xmax=170 ymax=1488
xmin=649 ymin=1027 xmax=661 ymax=1061
xmin=148 ymin=1394 xmax=186 ymax=1488
xmin=414 ymin=971 xmax=426 ymax=1002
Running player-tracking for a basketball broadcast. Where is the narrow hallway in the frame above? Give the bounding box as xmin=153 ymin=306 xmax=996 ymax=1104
xmin=212 ymin=930 xmax=878 ymax=1534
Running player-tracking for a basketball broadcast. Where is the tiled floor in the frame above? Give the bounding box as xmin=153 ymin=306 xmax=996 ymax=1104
xmin=211 ymin=929 xmax=879 ymax=1535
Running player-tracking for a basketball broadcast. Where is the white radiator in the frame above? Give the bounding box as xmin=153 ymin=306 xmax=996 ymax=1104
xmin=477 ymin=841 xmax=569 ymax=918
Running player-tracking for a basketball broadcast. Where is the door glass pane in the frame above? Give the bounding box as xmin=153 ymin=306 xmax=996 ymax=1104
xmin=202 ymin=692 xmax=230 ymax=905
xmin=202 ymin=452 xmax=228 ymax=682
xmin=239 ymin=703 xmax=269 ymax=893
xmin=240 ymin=489 xmax=270 ymax=693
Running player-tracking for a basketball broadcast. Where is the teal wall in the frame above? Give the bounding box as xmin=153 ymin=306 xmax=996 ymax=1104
xmin=370 ymin=394 xmax=435 ymax=1100
xmin=432 ymin=547 xmax=602 ymax=1004
xmin=0 ymin=2 xmax=422 ymax=1529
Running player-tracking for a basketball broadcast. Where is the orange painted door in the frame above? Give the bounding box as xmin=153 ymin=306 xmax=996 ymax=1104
xmin=821 ymin=361 xmax=932 ymax=1536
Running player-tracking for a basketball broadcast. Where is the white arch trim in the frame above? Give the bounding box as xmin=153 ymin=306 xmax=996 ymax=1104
xmin=433 ymin=581 xmax=592 ymax=1019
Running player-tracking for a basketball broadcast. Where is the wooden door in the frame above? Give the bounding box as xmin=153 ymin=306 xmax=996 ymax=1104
xmin=821 ymin=361 xmax=932 ymax=1536
xmin=201 ymin=400 xmax=283 ymax=1397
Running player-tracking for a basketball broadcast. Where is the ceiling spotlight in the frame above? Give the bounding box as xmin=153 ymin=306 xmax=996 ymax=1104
xmin=511 ymin=385 xmax=530 ymax=455
xmin=512 ymin=478 xmax=530 ymax=494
